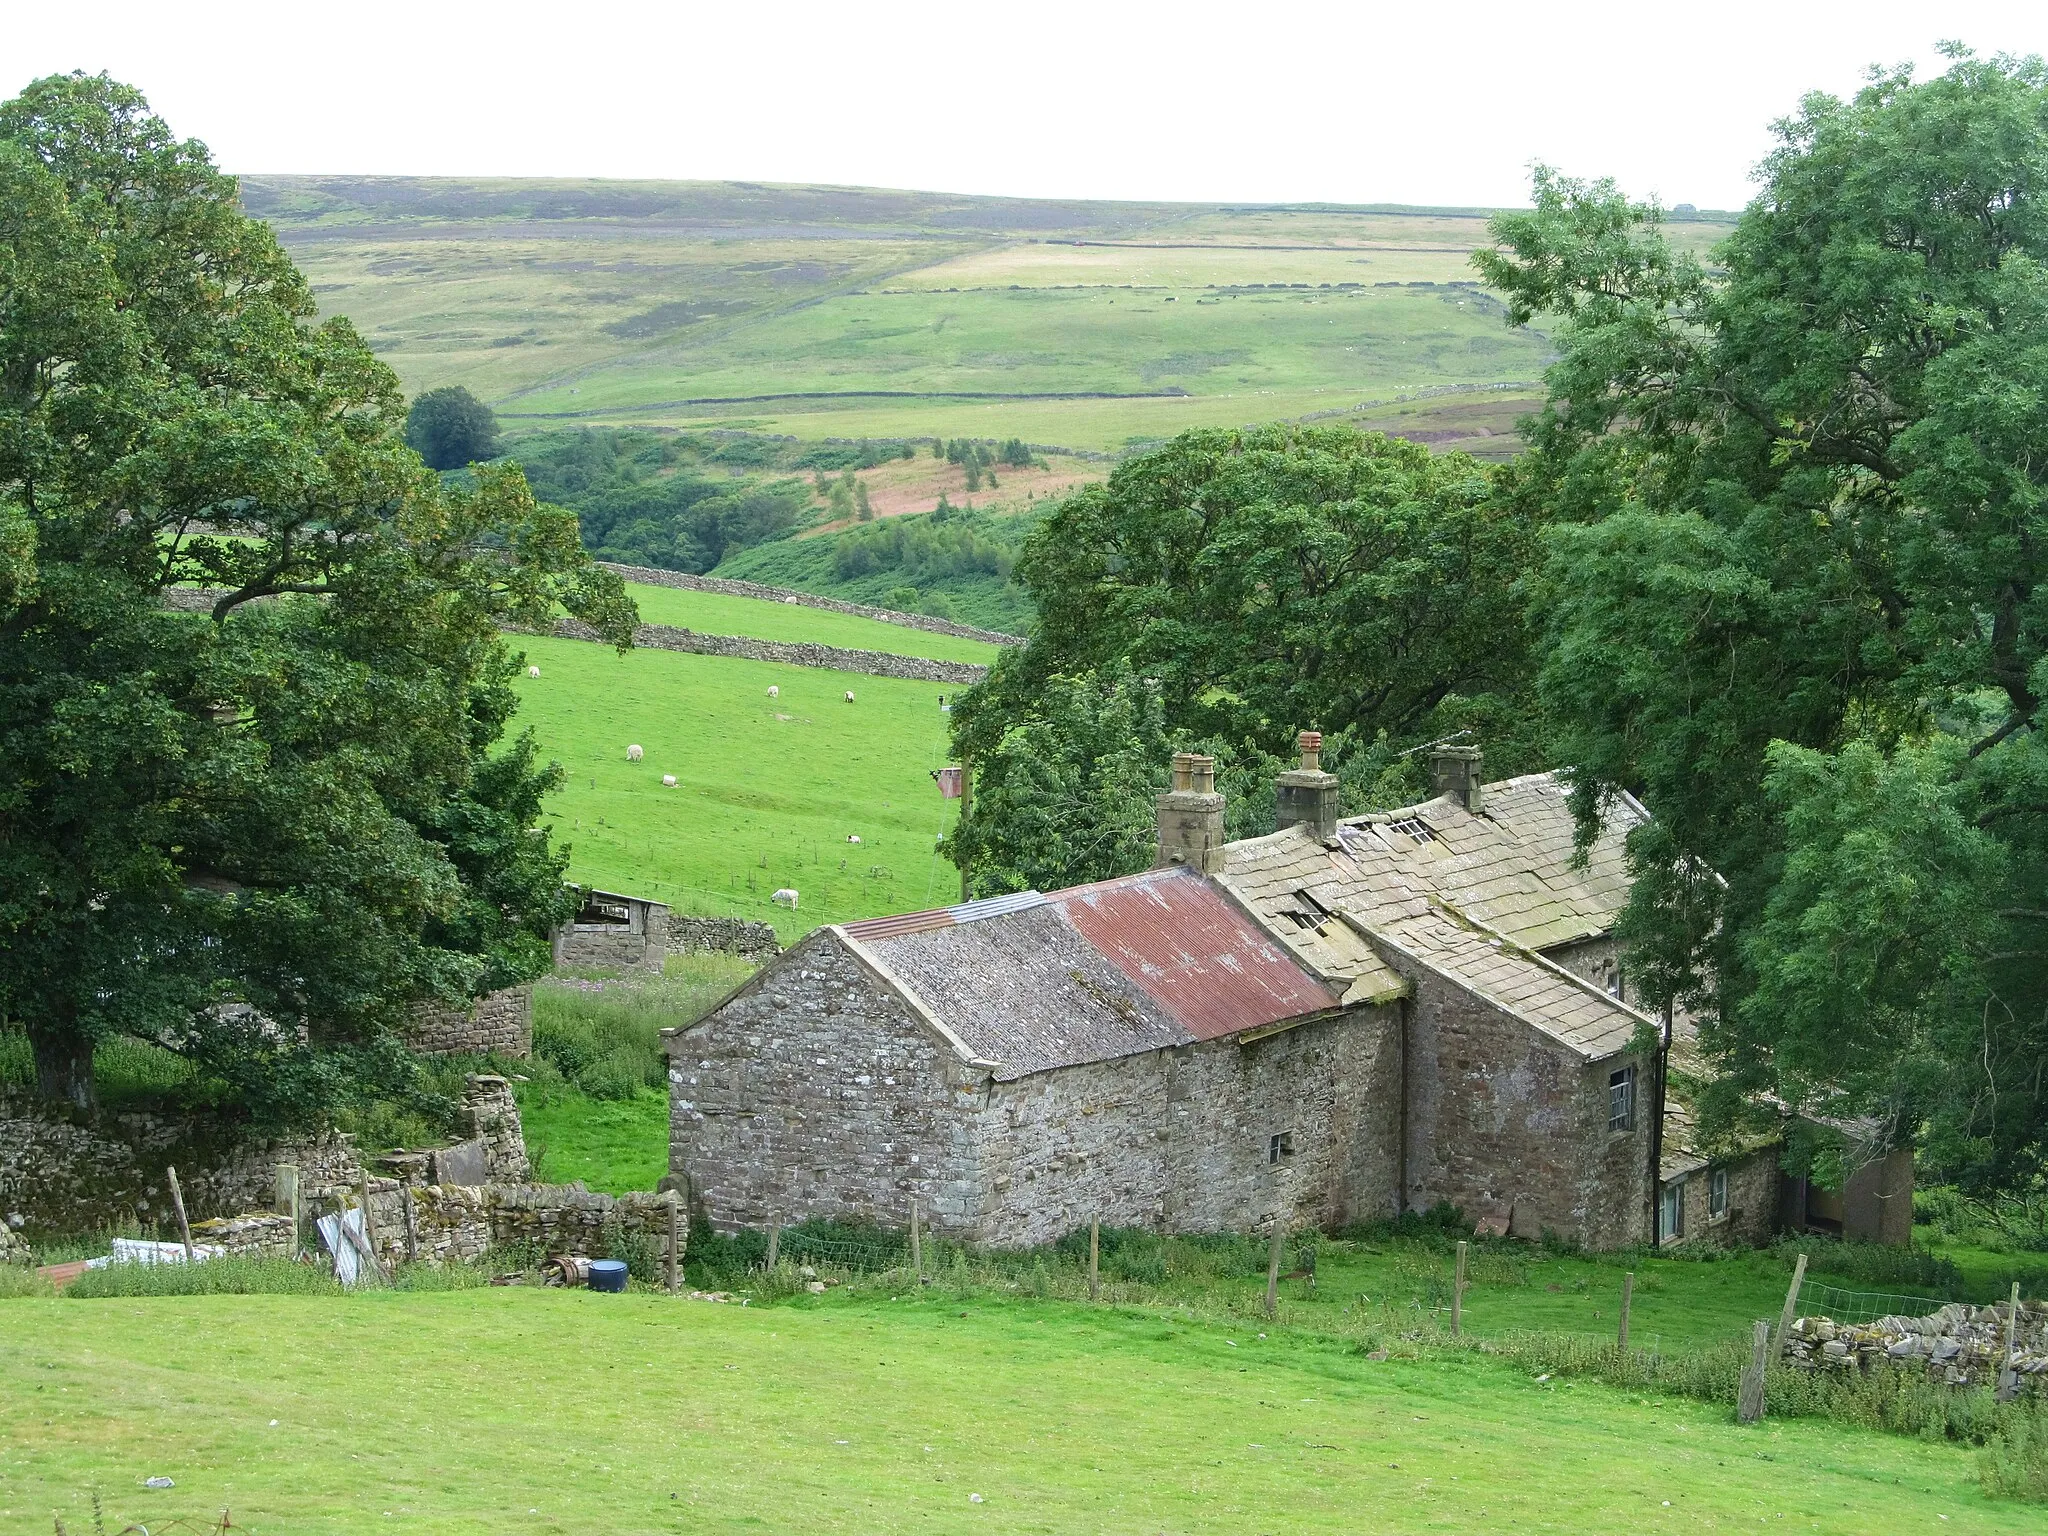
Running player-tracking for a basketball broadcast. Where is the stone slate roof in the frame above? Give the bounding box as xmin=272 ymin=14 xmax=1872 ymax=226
xmin=1219 ymin=771 xmax=1653 ymax=1061
xmin=839 ymin=867 xmax=1341 ymax=1080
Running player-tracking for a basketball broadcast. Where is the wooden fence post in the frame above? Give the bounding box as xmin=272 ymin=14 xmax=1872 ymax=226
xmin=1738 ymin=1318 xmax=1769 ymax=1422
xmin=1998 ymin=1281 xmax=2021 ymax=1401
xmin=665 ymin=1194 xmax=680 ymax=1296
xmin=1618 ymin=1271 xmax=1634 ymax=1351
xmin=1451 ymin=1240 xmax=1468 ymax=1337
xmin=1089 ymin=1219 xmax=1100 ymax=1302
xmin=911 ymin=1200 xmax=922 ymax=1280
xmin=355 ymin=1173 xmax=388 ymax=1282
xmin=1265 ymin=1221 xmax=1285 ymax=1319
xmin=1772 ymin=1252 xmax=1808 ymax=1360
xmin=274 ymin=1163 xmax=301 ymax=1258
xmin=165 ymin=1166 xmax=196 ymax=1264
xmin=766 ymin=1221 xmax=780 ymax=1271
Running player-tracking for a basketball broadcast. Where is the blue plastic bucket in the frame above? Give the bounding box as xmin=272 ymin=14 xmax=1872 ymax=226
xmin=588 ymin=1259 xmax=629 ymax=1293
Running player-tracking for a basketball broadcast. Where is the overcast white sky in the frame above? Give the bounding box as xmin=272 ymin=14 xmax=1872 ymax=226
xmin=7 ymin=2 xmax=2047 ymax=210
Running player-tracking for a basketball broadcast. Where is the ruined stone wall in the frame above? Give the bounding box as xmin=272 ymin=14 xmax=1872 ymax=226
xmin=188 ymin=1211 xmax=296 ymax=1259
xmin=595 ymin=562 xmax=1026 ymax=646
xmin=1398 ymin=974 xmax=1654 ymax=1248
xmin=0 ymin=1093 xmax=360 ymax=1238
xmin=552 ymin=618 xmax=987 ymax=685
xmin=410 ymin=985 xmax=533 ymax=1058
xmin=665 ymin=933 xmax=983 ymax=1234
xmin=667 ymin=916 xmax=781 ymax=963
xmin=359 ymin=1181 xmax=681 ymax=1267
xmin=973 ymin=1006 xmax=1402 ymax=1246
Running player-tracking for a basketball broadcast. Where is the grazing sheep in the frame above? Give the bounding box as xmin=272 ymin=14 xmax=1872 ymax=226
xmin=661 ymin=774 xmax=677 ymax=787
xmin=771 ymin=887 xmax=800 ymax=909
xmin=527 ymin=665 xmax=541 ymax=679
xmin=847 ymin=834 xmax=862 ymax=844
xmin=844 ymin=690 xmax=855 ymax=703
xmin=767 ymin=685 xmax=779 ymax=699
xmin=626 ymin=744 xmax=643 ymax=762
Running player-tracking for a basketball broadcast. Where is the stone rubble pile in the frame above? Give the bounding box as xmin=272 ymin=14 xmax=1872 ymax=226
xmin=1784 ymin=1300 xmax=2048 ymax=1390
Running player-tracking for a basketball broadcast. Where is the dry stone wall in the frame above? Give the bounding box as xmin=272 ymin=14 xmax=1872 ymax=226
xmin=596 ymin=562 xmax=1025 ymax=646
xmin=551 ymin=617 xmax=987 ymax=685
xmin=360 ymin=1181 xmax=681 ymax=1268
xmin=1786 ymin=1301 xmax=2048 ymax=1393
xmin=410 ymin=985 xmax=533 ymax=1057
xmin=667 ymin=916 xmax=780 ymax=962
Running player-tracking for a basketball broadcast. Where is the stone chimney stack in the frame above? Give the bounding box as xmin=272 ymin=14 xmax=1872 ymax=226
xmin=1428 ymin=743 xmax=1485 ymax=814
xmin=1274 ymin=730 xmax=1341 ymax=840
xmin=1156 ymin=752 xmax=1227 ymax=874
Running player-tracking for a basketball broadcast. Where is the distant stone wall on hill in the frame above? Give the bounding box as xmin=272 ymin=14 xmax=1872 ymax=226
xmin=598 ymin=562 xmax=1025 ymax=646
xmin=552 ymin=617 xmax=988 ymax=685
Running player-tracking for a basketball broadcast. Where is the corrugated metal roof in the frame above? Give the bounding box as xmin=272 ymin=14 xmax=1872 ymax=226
xmin=1053 ymin=867 xmax=1340 ymax=1042
xmin=840 ymin=889 xmax=1045 ymax=942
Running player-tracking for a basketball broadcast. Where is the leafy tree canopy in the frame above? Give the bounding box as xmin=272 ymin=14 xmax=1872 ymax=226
xmin=1477 ymin=49 xmax=2048 ymax=1194
xmin=0 ymin=74 xmax=635 ymax=1120
xmin=405 ymin=386 xmax=500 ymax=472
xmin=945 ymin=424 xmax=1547 ymax=894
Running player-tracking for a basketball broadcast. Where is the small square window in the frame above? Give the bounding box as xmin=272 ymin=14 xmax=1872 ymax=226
xmin=1607 ymin=969 xmax=1624 ymax=1000
xmin=1269 ymin=1131 xmax=1294 ymax=1165
xmin=1608 ymin=1066 xmax=1636 ymax=1132
xmin=1710 ymin=1167 xmax=1729 ymax=1219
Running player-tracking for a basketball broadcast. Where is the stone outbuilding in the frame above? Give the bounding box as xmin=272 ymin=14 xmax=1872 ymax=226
xmin=552 ymin=886 xmax=669 ymax=974
xmin=666 ymin=739 xmax=1905 ymax=1249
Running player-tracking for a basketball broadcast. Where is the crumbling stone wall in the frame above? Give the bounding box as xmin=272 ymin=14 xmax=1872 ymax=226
xmin=360 ymin=1181 xmax=682 ymax=1268
xmin=189 ymin=1211 xmax=295 ymax=1259
xmin=668 ymin=916 xmax=781 ymax=962
xmin=0 ymin=1093 xmax=359 ymax=1239
xmin=555 ymin=902 xmax=670 ymax=974
xmin=595 ymin=562 xmax=1025 ymax=646
xmin=1394 ymin=969 xmax=1655 ymax=1248
xmin=553 ymin=618 xmax=987 ymax=685
xmin=410 ymin=985 xmax=533 ymax=1058
xmin=1786 ymin=1301 xmax=2047 ymax=1393
xmin=667 ymin=933 xmax=984 ymax=1233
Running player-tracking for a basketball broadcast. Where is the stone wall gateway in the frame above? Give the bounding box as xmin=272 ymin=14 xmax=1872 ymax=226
xmin=595 ymin=562 xmax=1025 ymax=647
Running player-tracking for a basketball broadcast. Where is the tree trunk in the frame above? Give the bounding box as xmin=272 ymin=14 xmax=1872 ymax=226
xmin=29 ymin=1019 xmax=95 ymax=1111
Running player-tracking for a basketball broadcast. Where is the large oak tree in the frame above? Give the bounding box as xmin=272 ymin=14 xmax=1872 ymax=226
xmin=0 ymin=75 xmax=634 ymax=1117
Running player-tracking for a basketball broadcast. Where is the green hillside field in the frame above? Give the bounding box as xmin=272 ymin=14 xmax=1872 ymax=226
xmin=512 ymin=633 xmax=966 ymax=936
xmin=254 ymin=176 xmax=1741 ymax=454
xmin=8 ymin=1287 xmax=2033 ymax=1535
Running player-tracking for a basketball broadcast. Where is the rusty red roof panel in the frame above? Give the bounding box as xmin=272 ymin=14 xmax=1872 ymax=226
xmin=1054 ymin=867 xmax=1339 ymax=1040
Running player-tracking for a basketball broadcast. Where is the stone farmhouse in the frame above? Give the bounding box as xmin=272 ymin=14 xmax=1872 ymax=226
xmin=665 ymin=739 xmax=1908 ymax=1250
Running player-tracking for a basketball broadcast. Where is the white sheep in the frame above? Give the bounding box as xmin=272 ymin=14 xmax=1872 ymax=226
xmin=626 ymin=744 xmax=643 ymax=762
xmin=767 ymin=685 xmax=779 ymax=699
xmin=771 ymin=887 xmax=800 ymax=909
xmin=844 ymin=690 xmax=856 ymax=703
xmin=527 ymin=665 xmax=541 ymax=679
xmin=847 ymin=834 xmax=862 ymax=844
xmin=661 ymin=774 xmax=677 ymax=787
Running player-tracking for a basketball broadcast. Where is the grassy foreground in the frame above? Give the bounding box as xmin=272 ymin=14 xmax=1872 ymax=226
xmin=7 ymin=1288 xmax=2032 ymax=1534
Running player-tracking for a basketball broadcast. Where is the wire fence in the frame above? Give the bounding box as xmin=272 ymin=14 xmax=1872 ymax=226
xmin=1801 ymin=1278 xmax=1954 ymax=1325
xmin=777 ymin=1227 xmax=910 ymax=1273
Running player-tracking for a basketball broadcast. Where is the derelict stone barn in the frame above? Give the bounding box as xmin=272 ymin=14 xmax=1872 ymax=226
xmin=666 ymin=740 xmax=1905 ymax=1249
xmin=553 ymin=886 xmax=669 ymax=973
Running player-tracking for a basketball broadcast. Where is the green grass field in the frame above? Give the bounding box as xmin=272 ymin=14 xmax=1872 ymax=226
xmin=257 ymin=177 xmax=1739 ymax=453
xmin=6 ymin=1288 xmax=2030 ymax=1534
xmin=512 ymin=634 xmax=963 ymax=938
xmin=617 ymin=579 xmax=1006 ymax=659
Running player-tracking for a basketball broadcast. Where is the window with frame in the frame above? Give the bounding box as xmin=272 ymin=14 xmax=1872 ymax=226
xmin=1268 ymin=1131 xmax=1294 ymax=1165
xmin=1709 ymin=1167 xmax=1729 ymax=1220
xmin=1606 ymin=968 xmax=1624 ymax=1000
xmin=1607 ymin=1066 xmax=1636 ymax=1132
xmin=1659 ymin=1179 xmax=1685 ymax=1241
